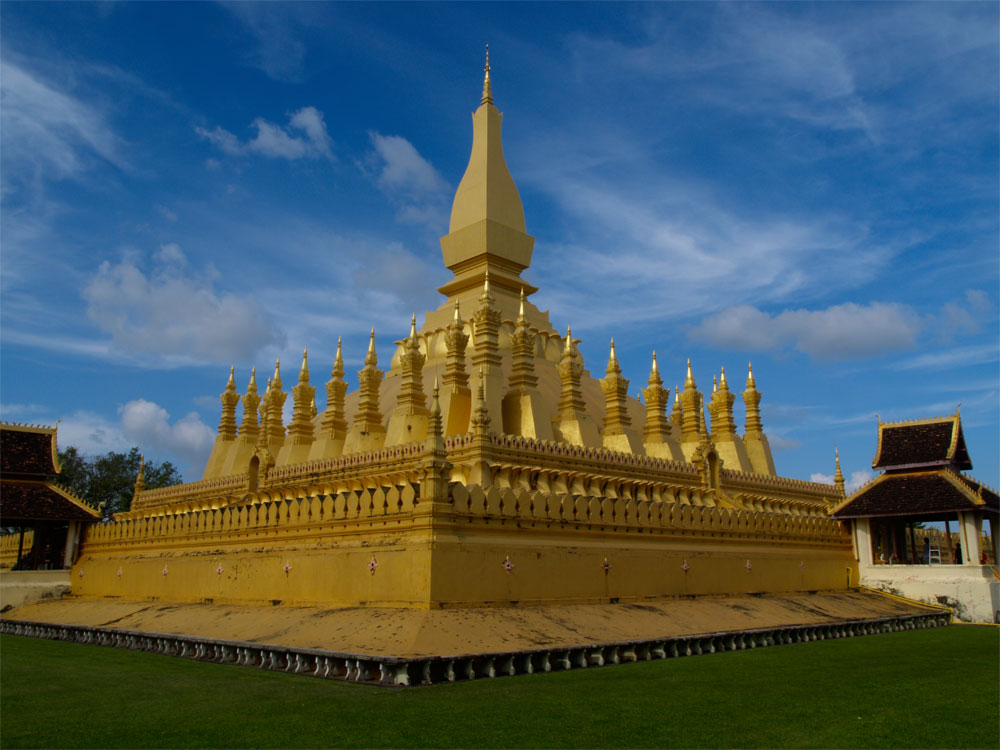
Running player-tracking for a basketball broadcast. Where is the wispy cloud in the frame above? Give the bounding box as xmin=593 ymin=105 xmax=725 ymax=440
xmin=363 ymin=132 xmax=449 ymax=229
xmin=891 ymin=343 xmax=999 ymax=372
xmin=691 ymin=302 xmax=922 ymax=360
xmin=525 ymin=172 xmax=897 ymax=332
xmin=935 ymin=289 xmax=993 ymax=344
xmin=221 ymin=2 xmax=311 ymax=82
xmin=0 ymin=59 xmax=126 ymax=194
xmin=196 ymin=107 xmax=333 ymax=160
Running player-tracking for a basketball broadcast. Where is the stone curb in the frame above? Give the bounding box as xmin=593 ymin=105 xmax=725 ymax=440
xmin=1 ymin=611 xmax=949 ymax=687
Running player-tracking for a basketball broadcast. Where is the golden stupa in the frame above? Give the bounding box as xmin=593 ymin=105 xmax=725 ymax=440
xmin=68 ymin=54 xmax=853 ymax=611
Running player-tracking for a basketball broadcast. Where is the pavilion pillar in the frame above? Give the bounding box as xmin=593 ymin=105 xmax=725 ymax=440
xmin=959 ymin=513 xmax=981 ymax=566
xmin=992 ymin=518 xmax=1000 ymax=566
xmin=16 ymin=527 xmax=25 ymax=570
xmin=944 ymin=518 xmax=957 ymax=564
xmin=62 ymin=522 xmax=79 ymax=569
xmin=855 ymin=519 xmax=874 ymax=567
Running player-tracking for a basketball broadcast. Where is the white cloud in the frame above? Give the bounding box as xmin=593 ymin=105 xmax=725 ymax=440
xmin=810 ymin=468 xmax=873 ymax=493
xmin=369 ymin=133 xmax=447 ymax=195
xmin=119 ymin=399 xmax=214 ymax=470
xmin=0 ymin=60 xmax=125 ymax=193
xmin=364 ymin=132 xmax=449 ymax=229
xmin=847 ymin=470 xmax=875 ymax=493
xmin=82 ymin=246 xmax=285 ymax=363
xmin=42 ymin=402 xmax=213 ymax=479
xmin=154 ymin=242 xmax=185 ymax=266
xmin=691 ymin=302 xmax=922 ymax=360
xmin=195 ymin=107 xmax=332 ymax=160
xmin=156 ymin=204 xmax=178 ymax=223
xmin=57 ymin=410 xmax=129 ymax=456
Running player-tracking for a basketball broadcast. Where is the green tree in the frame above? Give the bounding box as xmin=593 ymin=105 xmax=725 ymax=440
xmin=56 ymin=447 xmax=182 ymax=520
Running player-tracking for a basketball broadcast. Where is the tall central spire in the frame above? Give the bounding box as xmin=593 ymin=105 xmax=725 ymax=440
xmin=482 ymin=45 xmax=493 ymax=105
xmin=439 ymin=48 xmax=536 ymax=302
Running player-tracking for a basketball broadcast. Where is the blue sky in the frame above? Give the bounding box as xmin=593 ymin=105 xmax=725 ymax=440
xmin=2 ymin=2 xmax=997 ymax=490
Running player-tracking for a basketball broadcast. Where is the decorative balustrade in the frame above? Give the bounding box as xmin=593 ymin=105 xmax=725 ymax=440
xmin=84 ymin=483 xmax=420 ymax=550
xmin=85 ymin=474 xmax=851 ymax=553
xmin=448 ymin=484 xmax=848 ymax=543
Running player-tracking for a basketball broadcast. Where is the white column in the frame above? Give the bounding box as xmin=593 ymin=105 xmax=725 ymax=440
xmin=856 ymin=518 xmax=874 ymax=567
xmin=62 ymin=521 xmax=78 ymax=569
xmin=960 ymin=513 xmax=981 ymax=566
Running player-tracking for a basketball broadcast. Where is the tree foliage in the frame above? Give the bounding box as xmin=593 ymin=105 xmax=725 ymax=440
xmin=56 ymin=447 xmax=182 ymax=520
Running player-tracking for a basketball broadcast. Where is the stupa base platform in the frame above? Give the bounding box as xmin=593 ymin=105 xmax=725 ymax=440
xmin=1 ymin=590 xmax=947 ymax=686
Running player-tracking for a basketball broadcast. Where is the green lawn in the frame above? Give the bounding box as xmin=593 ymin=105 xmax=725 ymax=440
xmin=1 ymin=627 xmax=997 ymax=749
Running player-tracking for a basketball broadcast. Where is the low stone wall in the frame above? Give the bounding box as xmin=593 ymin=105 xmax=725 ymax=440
xmin=0 ymin=570 xmax=70 ymax=610
xmin=1 ymin=610 xmax=950 ymax=687
xmin=861 ymin=565 xmax=1000 ymax=623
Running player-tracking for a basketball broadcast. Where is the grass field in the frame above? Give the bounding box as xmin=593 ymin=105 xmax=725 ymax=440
xmin=1 ymin=626 xmax=997 ymax=749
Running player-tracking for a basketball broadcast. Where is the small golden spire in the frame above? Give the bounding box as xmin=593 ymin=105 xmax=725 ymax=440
xmin=365 ymin=328 xmax=378 ymax=366
xmin=299 ymin=348 xmax=309 ymax=382
xmin=746 ymin=361 xmax=756 ymax=389
xmin=134 ymin=454 xmax=146 ymax=494
xmin=564 ymin=326 xmax=573 ymax=355
xmin=481 ymin=44 xmax=493 ymax=105
xmin=454 ymin=300 xmax=462 ymax=323
xmin=720 ymin=366 xmax=728 ymax=388
xmin=674 ymin=385 xmax=681 ymax=405
xmin=409 ymin=313 xmax=417 ymax=341
xmin=518 ymin=287 xmax=526 ymax=320
xmin=651 ymin=351 xmax=659 ymax=376
xmin=333 ymin=337 xmax=343 ymax=373
xmin=834 ymin=445 xmax=845 ymax=495
xmin=685 ymin=358 xmax=696 ymax=389
xmin=713 ymin=374 xmax=718 ymax=393
xmin=272 ymin=359 xmax=282 ymax=390
xmin=226 ymin=365 xmax=236 ymax=390
xmin=607 ymin=338 xmax=620 ymax=375
xmin=248 ymin=366 xmax=257 ymax=390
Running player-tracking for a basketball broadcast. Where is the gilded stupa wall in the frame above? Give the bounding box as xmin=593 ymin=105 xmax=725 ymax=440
xmin=71 ymin=56 xmax=855 ymax=609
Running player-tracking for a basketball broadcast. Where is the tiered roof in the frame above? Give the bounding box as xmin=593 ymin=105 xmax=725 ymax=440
xmin=830 ymin=470 xmax=997 ymax=519
xmin=831 ymin=412 xmax=994 ymax=520
xmin=872 ymin=414 xmax=971 ymax=471
xmin=0 ymin=423 xmax=101 ymax=523
xmin=1 ymin=423 xmax=61 ymax=479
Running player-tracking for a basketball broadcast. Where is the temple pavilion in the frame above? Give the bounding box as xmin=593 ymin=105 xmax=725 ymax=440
xmin=831 ymin=413 xmax=999 ymax=622
xmin=0 ymin=423 xmax=100 ymax=571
